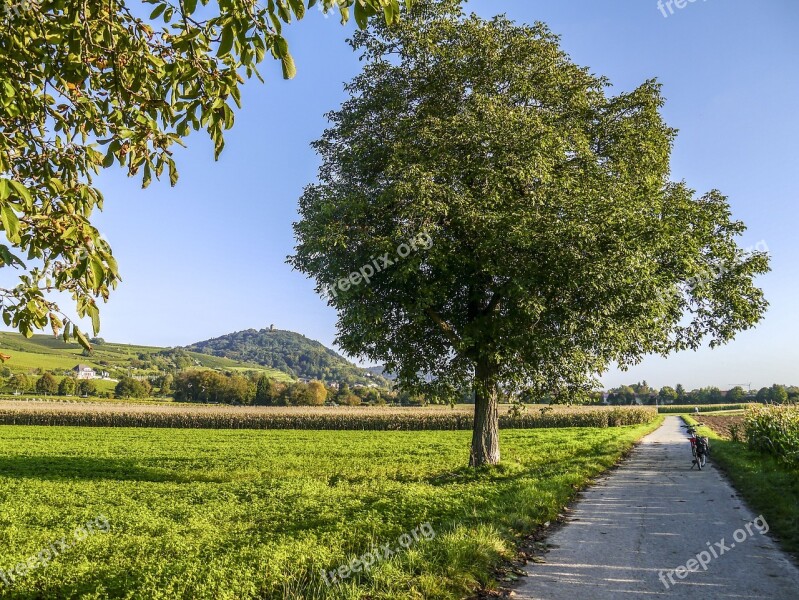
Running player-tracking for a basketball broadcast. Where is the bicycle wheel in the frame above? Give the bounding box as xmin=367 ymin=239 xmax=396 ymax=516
xmin=697 ymin=453 xmax=703 ymax=470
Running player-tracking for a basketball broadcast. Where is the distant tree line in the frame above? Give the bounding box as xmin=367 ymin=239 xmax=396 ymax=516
xmin=171 ymin=371 xmax=418 ymax=406
xmin=3 ymin=368 xmax=796 ymax=408
xmin=173 ymin=371 xmax=367 ymax=406
xmin=606 ymin=381 xmax=797 ymax=405
xmin=3 ymin=372 xmax=99 ymax=397
xmin=2 ymin=366 xmax=408 ymax=405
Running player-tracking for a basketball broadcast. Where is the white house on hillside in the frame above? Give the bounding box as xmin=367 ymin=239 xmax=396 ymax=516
xmin=73 ymin=364 xmax=97 ymax=380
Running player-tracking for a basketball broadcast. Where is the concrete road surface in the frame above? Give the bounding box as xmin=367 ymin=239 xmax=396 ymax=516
xmin=515 ymin=416 xmax=799 ymax=599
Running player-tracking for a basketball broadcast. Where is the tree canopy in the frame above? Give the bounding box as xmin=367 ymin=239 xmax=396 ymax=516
xmin=115 ymin=375 xmax=152 ymax=398
xmin=0 ymin=0 xmax=411 ymax=349
xmin=290 ymin=0 xmax=770 ymax=465
xmin=35 ymin=371 xmax=58 ymax=394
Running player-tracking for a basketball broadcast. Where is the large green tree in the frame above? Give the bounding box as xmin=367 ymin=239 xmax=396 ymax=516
xmin=159 ymin=372 xmax=174 ymax=396
xmin=658 ymin=386 xmax=678 ymax=405
xmin=58 ymin=375 xmax=77 ymax=395
xmin=35 ymin=372 xmax=58 ymax=394
xmin=115 ymin=375 xmax=151 ymax=398
xmin=9 ymin=372 xmax=31 ymax=392
xmin=290 ymin=1 xmax=770 ymax=466
xmin=726 ymin=386 xmax=746 ymax=402
xmin=76 ymin=378 xmax=97 ymax=396
xmin=769 ymin=384 xmax=788 ymax=404
xmin=0 ymin=0 xmax=410 ymax=347
xmin=254 ymin=374 xmax=278 ymax=405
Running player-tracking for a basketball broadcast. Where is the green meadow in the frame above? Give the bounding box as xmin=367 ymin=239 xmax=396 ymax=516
xmin=0 ymin=420 xmax=661 ymax=599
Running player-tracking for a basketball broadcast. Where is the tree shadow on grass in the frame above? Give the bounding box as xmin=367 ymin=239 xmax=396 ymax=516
xmin=0 ymin=455 xmax=225 ymax=483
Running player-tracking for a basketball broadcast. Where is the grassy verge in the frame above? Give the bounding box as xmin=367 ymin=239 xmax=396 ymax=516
xmin=683 ymin=414 xmax=799 ymax=557
xmin=0 ymin=417 xmax=661 ymax=599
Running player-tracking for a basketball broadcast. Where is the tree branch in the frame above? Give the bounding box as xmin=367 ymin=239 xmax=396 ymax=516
xmin=424 ymin=307 xmax=462 ymax=348
xmin=483 ymin=290 xmax=503 ymax=315
xmin=482 ymin=280 xmax=514 ymax=316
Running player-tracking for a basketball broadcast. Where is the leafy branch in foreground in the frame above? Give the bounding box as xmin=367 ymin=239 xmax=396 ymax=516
xmin=0 ymin=0 xmax=410 ymax=349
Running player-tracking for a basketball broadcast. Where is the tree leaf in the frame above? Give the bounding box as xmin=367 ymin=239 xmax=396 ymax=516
xmin=87 ymin=302 xmax=101 ymax=335
xmin=274 ymin=35 xmax=289 ymax=58
xmin=102 ymin=148 xmax=115 ymax=168
xmin=168 ymin=159 xmax=179 ymax=186
xmin=75 ymin=327 xmax=92 ymax=351
xmin=288 ymin=0 xmax=306 ymax=20
xmin=218 ymin=25 xmax=234 ymax=57
xmin=281 ymin=53 xmax=297 ymax=80
xmin=9 ymin=181 xmax=32 ymax=208
xmin=142 ymin=162 xmax=152 ymax=189
xmin=149 ymin=4 xmax=167 ymax=19
xmin=0 ymin=205 xmax=20 ymax=244
xmin=354 ymin=1 xmax=368 ymax=29
xmin=90 ymin=256 xmax=105 ymax=287
xmin=0 ymin=244 xmax=25 ymax=268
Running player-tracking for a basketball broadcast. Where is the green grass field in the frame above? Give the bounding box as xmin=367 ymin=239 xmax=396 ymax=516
xmin=0 ymin=348 xmax=87 ymax=372
xmin=0 ymin=419 xmax=661 ymax=599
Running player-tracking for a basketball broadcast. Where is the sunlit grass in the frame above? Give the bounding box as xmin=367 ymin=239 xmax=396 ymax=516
xmin=0 ymin=420 xmax=661 ymax=599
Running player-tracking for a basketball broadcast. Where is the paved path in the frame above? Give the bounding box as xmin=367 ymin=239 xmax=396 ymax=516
xmin=515 ymin=416 xmax=799 ymax=599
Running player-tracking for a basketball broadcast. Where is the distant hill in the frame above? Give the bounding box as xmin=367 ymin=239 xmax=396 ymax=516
xmin=0 ymin=331 xmax=292 ymax=382
xmin=185 ymin=328 xmax=388 ymax=387
xmin=0 ymin=328 xmax=387 ymax=388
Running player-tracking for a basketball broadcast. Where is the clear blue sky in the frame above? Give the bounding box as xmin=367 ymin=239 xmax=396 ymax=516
xmin=43 ymin=0 xmax=799 ymax=390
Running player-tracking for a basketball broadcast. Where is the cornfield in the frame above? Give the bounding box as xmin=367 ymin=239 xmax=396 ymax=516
xmin=0 ymin=401 xmax=656 ymax=430
xmin=742 ymin=403 xmax=799 ymax=465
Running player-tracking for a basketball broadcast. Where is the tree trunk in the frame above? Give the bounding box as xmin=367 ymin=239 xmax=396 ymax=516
xmin=470 ymin=361 xmax=500 ymax=467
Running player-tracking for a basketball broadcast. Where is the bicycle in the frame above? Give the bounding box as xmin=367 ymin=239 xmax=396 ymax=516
xmin=686 ymin=425 xmax=710 ymax=470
